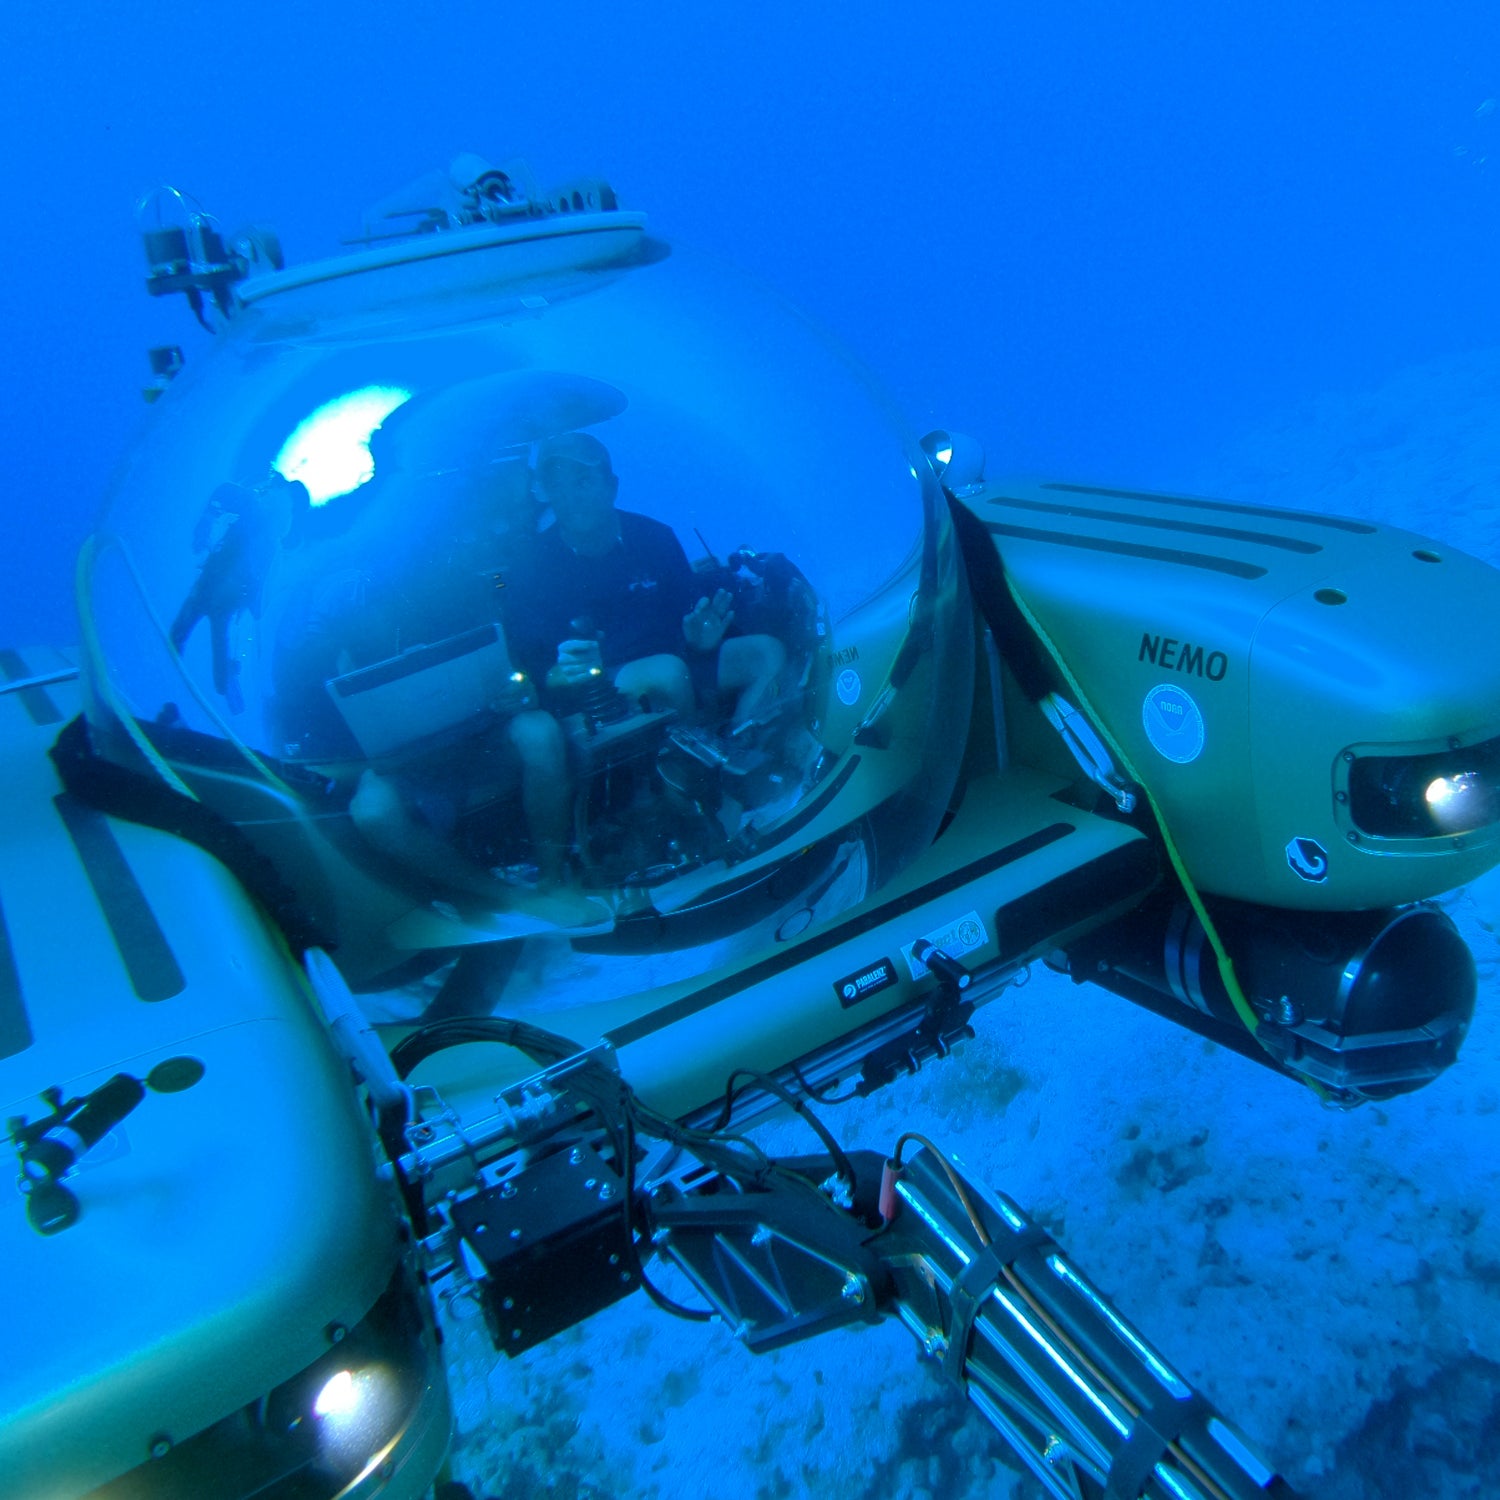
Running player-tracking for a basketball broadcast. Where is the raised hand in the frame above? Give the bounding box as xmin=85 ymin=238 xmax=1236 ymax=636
xmin=682 ymin=589 xmax=734 ymax=652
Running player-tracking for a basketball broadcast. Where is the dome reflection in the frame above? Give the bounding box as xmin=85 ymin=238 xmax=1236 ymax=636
xmin=82 ymin=226 xmax=971 ymax=998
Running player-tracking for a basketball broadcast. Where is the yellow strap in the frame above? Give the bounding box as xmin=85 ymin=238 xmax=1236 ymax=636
xmin=76 ymin=531 xmax=300 ymax=803
xmin=1000 ymin=577 xmax=1271 ymax=1048
xmin=75 ymin=534 xmax=200 ymax=801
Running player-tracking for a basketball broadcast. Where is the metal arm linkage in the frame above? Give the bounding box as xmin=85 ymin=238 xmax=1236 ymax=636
xmin=399 ymin=1045 xmax=1296 ymax=1500
xmin=643 ymin=1146 xmax=1297 ymax=1500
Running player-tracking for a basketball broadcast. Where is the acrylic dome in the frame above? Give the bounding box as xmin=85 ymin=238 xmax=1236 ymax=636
xmin=80 ymin=187 xmax=971 ymax=989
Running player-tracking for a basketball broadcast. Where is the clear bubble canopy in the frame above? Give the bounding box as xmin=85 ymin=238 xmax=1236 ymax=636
xmin=82 ymin=212 xmax=971 ymax=987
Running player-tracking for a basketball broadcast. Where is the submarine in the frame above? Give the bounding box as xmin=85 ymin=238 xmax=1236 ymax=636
xmin=4 ymin=153 xmax=1499 ymax=1500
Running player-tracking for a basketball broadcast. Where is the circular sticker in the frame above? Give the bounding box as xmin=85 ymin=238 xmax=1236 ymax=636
xmin=1142 ymin=683 xmax=1205 ymax=764
xmin=836 ymin=668 xmax=862 ymax=706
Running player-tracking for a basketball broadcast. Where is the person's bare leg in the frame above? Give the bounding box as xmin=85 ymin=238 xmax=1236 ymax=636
xmin=615 ymin=653 xmax=695 ymax=716
xmin=718 ymin=634 xmax=786 ymax=725
xmin=349 ymin=765 xmax=611 ymax=931
xmin=507 ymin=709 xmax=571 ymax=884
xmin=349 ymin=768 xmax=500 ymax=900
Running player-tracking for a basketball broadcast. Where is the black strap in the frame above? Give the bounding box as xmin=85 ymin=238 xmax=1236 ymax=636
xmin=943 ymin=1243 xmax=1004 ymax=1382
xmin=948 ymin=497 xmax=1055 ymax=703
xmin=930 ymin=1205 xmax=1215 ymax=1500
xmin=48 ymin=715 xmax=331 ymax=955
xmin=942 ymin=1222 xmax=1055 ymax=1383
xmin=1103 ymin=1390 xmax=1214 ymax=1500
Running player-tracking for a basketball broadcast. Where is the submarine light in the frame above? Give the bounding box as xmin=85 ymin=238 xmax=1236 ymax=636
xmin=1425 ymin=771 xmax=1482 ymax=830
xmin=274 ymin=385 xmax=411 ymax=505
xmin=313 ymin=1368 xmax=357 ymax=1418
xmin=312 ymin=1363 xmax=403 ymax=1477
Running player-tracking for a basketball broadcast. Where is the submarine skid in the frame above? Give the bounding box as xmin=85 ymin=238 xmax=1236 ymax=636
xmin=1056 ymin=893 xmax=1477 ymax=1103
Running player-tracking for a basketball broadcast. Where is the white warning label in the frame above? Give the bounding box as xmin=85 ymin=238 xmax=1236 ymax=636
xmin=901 ymin=910 xmax=989 ymax=981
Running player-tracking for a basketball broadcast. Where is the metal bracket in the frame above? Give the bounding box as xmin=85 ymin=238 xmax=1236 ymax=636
xmin=1041 ymin=692 xmax=1137 ymax=814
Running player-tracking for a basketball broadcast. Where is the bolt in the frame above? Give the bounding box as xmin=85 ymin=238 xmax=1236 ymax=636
xmin=500 ymin=1181 xmax=517 ymax=1198
xmin=1343 ymin=751 xmax=1356 ymax=764
xmin=510 ymin=1329 xmax=522 ymax=1342
xmin=1335 ymin=790 xmax=1348 ymax=804
xmin=509 ymin=1228 xmax=522 ymax=1241
xmin=609 ymin=1253 xmax=620 ymax=1266
xmin=502 ymin=1296 xmax=515 ymax=1310
xmin=651 ymin=1226 xmax=672 ymax=1247
xmin=751 ymin=1225 xmax=772 ymax=1247
xmin=599 ymin=1183 xmax=614 ymax=1201
xmin=569 ymin=1147 xmax=584 ymax=1165
xmin=148 ymin=1435 xmax=173 ymax=1461
xmin=840 ymin=1274 xmax=866 ymax=1306
xmin=584 ymin=1178 xmax=597 ymax=1190
xmin=411 ymin=1123 xmax=434 ymax=1141
xmin=1269 ymin=995 xmax=1300 ymax=1027
xmin=620 ymin=1270 xmax=633 ymax=1284
xmin=1347 ymin=830 xmax=1360 ymax=844
xmin=325 ymin=1322 xmax=347 ymax=1345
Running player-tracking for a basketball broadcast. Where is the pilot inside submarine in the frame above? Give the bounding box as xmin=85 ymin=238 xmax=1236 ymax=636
xmin=262 ymin=416 xmax=798 ymax=938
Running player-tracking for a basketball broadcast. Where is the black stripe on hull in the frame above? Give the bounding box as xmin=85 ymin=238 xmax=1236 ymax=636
xmin=985 ymin=522 xmax=1268 ymax=580
xmin=0 ymin=649 xmax=63 ymax=726
xmin=53 ymin=795 xmax=186 ymax=1002
xmin=1040 ymin=482 xmax=1378 ymax=534
xmin=606 ymin=822 xmax=1076 ymax=1048
xmin=0 ymin=890 xmax=32 ymax=1060
xmin=987 ymin=496 xmax=1323 ymax=554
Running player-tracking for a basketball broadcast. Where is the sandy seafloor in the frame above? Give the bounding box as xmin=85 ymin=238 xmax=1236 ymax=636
xmin=440 ymin=351 xmax=1500 ymax=1500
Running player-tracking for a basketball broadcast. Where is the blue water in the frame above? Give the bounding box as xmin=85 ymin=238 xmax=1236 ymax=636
xmin=5 ymin=1 xmax=1500 ymax=645
xmin=6 ymin=4 xmax=1500 ymax=1495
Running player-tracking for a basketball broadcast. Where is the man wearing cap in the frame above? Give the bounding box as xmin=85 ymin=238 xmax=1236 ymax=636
xmin=506 ymin=432 xmax=784 ymax=724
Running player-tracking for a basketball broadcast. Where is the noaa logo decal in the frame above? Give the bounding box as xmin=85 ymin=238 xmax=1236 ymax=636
xmin=836 ymin=668 xmax=862 ymax=706
xmin=834 ymin=957 xmax=897 ymax=1008
xmin=1285 ymin=836 xmax=1330 ymax=883
xmin=1142 ymin=684 xmax=1205 ymax=764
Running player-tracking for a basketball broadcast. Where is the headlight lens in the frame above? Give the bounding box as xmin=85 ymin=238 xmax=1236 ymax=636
xmin=1347 ymin=734 xmax=1500 ymax=840
xmin=92 ymin=1263 xmax=443 ymax=1499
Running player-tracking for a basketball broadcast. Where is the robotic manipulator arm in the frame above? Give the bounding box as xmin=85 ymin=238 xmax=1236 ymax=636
xmin=383 ymin=1017 xmax=1299 ymax=1500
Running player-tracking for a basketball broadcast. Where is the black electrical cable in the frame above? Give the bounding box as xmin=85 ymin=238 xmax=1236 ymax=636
xmin=710 ymin=1068 xmax=858 ymax=1196
xmin=613 ymin=1109 xmax=715 ymax=1324
xmin=791 ymin=1060 xmax=860 ymax=1107
xmin=387 ymin=1015 xmax=581 ymax=1079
